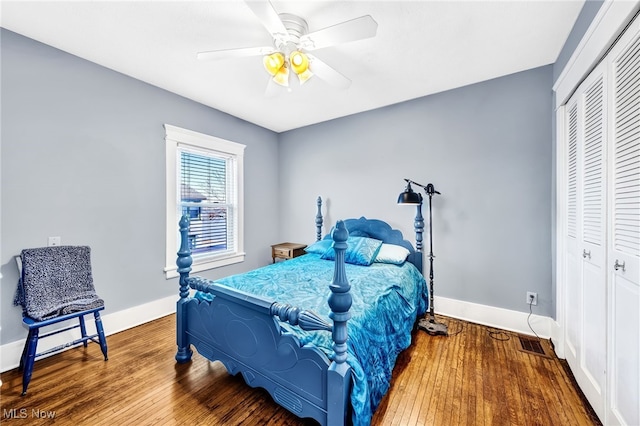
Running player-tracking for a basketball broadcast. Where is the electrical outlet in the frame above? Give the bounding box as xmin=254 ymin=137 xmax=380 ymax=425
xmin=48 ymin=236 xmax=61 ymax=247
xmin=527 ymin=291 xmax=538 ymax=306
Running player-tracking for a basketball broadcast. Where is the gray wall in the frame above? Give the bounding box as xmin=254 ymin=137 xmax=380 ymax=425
xmin=279 ymin=66 xmax=554 ymax=316
xmin=0 ymin=29 xmax=280 ymax=345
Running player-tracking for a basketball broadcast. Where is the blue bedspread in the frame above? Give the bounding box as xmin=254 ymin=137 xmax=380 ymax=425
xmin=195 ymin=253 xmax=428 ymax=425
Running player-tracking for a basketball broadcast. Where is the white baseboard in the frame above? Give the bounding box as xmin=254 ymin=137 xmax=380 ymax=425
xmin=1 ymin=294 xmax=559 ymax=373
xmin=434 ymin=295 xmax=556 ymax=340
xmin=0 ymin=295 xmax=177 ymax=373
xmin=548 ymin=318 xmax=564 ymax=359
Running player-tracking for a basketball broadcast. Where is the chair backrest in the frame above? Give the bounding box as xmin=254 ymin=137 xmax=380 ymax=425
xmin=15 ymin=246 xmax=104 ymax=321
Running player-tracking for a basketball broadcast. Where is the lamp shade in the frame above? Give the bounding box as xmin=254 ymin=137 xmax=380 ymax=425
xmin=263 ymin=52 xmax=285 ymax=76
xmin=290 ymin=51 xmax=309 ymax=73
xmin=397 ymin=182 xmax=422 ymax=204
xmin=290 ymin=51 xmax=313 ymax=84
xmin=272 ymin=65 xmax=290 ymax=87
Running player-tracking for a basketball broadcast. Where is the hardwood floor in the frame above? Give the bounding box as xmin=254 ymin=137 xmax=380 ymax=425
xmin=0 ymin=314 xmax=599 ymax=425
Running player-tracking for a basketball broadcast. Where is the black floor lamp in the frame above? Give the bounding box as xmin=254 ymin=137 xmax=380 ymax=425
xmin=398 ymin=178 xmax=448 ymax=336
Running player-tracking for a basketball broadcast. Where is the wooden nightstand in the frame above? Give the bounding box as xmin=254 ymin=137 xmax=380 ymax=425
xmin=271 ymin=242 xmax=307 ymax=263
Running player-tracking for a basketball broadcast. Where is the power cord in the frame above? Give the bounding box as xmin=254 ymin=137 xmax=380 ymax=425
xmin=446 ymin=319 xmax=464 ymax=337
xmin=488 ymin=329 xmax=510 ymax=341
xmin=527 ymin=296 xmax=541 ymax=340
xmin=486 ymin=296 xmax=542 ymax=342
xmin=429 ymin=315 xmax=465 ymax=336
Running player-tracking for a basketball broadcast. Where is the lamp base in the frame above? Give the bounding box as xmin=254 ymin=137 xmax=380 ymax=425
xmin=418 ymin=316 xmax=448 ymax=336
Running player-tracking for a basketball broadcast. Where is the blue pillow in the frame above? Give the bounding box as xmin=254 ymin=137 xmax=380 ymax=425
xmin=321 ymin=236 xmax=383 ymax=266
xmin=304 ymin=239 xmax=333 ymax=255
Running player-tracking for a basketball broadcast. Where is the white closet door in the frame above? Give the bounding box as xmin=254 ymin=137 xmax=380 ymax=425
xmin=607 ymin=18 xmax=640 ymax=426
xmin=565 ymin=99 xmax=582 ymax=367
xmin=564 ymin=65 xmax=608 ymax=421
xmin=580 ymin=69 xmax=608 ymax=419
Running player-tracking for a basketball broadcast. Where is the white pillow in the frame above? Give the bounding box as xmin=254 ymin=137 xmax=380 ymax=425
xmin=374 ymin=243 xmax=410 ymax=265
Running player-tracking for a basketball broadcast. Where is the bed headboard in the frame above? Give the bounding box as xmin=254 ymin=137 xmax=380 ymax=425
xmin=315 ymin=197 xmax=423 ymax=274
xmin=335 ymin=217 xmax=423 ymax=273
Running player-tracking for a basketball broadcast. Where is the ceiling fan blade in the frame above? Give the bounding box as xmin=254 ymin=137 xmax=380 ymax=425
xmin=300 ymin=15 xmax=378 ymax=51
xmin=307 ymin=54 xmax=351 ymax=89
xmin=245 ymin=0 xmax=288 ymax=40
xmin=197 ymin=46 xmax=274 ymax=61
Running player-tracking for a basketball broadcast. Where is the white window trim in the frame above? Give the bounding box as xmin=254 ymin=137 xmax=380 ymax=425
xmin=164 ymin=124 xmax=245 ymax=279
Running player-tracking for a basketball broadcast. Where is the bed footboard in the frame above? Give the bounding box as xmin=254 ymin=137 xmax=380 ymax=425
xmin=175 ymin=216 xmax=352 ymax=426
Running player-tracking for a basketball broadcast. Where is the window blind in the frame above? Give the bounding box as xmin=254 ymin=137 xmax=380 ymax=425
xmin=179 ymin=148 xmax=236 ymax=257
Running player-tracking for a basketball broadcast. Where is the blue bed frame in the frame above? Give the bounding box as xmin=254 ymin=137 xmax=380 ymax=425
xmin=175 ymin=197 xmax=424 ymax=425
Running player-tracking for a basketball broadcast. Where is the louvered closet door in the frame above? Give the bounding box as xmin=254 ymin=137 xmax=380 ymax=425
xmin=607 ymin=17 xmax=640 ymax=426
xmin=581 ymin=70 xmax=607 ymax=419
xmin=565 ymin=98 xmax=582 ymax=373
xmin=564 ymin=65 xmax=608 ymax=421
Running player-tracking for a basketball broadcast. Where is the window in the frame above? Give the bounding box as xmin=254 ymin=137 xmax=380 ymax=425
xmin=164 ymin=124 xmax=245 ymax=278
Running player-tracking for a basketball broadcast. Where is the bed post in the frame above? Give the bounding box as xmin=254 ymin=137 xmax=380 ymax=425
xmin=175 ymin=214 xmax=193 ymax=363
xmin=316 ymin=196 xmax=323 ymax=241
xmin=414 ymin=203 xmax=425 ymax=274
xmin=327 ymin=220 xmax=352 ymax=425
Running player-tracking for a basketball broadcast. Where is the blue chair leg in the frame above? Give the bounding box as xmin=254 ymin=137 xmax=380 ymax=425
xmin=79 ymin=315 xmax=88 ymax=348
xmin=22 ymin=328 xmax=39 ymax=396
xmin=18 ymin=331 xmax=31 ymax=372
xmin=94 ymin=311 xmax=108 ymax=361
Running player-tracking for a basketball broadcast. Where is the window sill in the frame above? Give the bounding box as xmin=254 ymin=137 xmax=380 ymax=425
xmin=164 ymin=252 xmax=245 ymax=279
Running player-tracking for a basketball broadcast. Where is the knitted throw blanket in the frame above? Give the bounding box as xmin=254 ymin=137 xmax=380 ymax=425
xmin=13 ymin=246 xmax=104 ymax=321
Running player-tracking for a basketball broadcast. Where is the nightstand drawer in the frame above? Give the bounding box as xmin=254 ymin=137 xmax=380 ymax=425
xmin=273 ymin=247 xmax=291 ymax=257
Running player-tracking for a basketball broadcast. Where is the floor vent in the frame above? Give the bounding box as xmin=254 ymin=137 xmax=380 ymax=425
xmin=517 ymin=335 xmax=551 ymax=358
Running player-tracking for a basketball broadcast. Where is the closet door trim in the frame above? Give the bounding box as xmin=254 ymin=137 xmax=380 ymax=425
xmin=554 ymin=1 xmax=640 ymax=107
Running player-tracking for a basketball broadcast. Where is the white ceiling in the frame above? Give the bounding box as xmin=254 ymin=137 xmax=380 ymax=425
xmin=1 ymin=0 xmax=584 ymax=133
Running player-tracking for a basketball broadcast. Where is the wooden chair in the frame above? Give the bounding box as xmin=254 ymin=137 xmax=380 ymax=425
xmin=14 ymin=246 xmax=108 ymax=395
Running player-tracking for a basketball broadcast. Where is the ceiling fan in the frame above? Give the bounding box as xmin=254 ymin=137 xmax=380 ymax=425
xmin=197 ymin=0 xmax=378 ymax=90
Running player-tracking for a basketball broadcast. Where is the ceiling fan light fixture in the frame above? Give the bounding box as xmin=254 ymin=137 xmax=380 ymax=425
xmin=197 ymin=3 xmax=378 ymax=91
xmin=297 ymin=70 xmax=313 ymax=85
xmin=263 ymin=52 xmax=285 ymax=76
xmin=290 ymin=51 xmax=308 ymax=72
xmin=272 ymin=64 xmax=290 ymax=87
xmin=290 ymin=50 xmax=313 ymax=84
